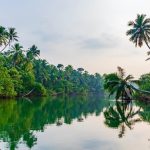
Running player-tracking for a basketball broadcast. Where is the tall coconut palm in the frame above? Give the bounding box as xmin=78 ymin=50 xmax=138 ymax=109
xmin=10 ymin=43 xmax=24 ymax=67
xmin=127 ymin=14 xmax=150 ymax=49
xmin=27 ymin=45 xmax=40 ymax=60
xmin=77 ymin=68 xmax=84 ymax=73
xmin=104 ymin=67 xmax=150 ymax=100
xmin=0 ymin=27 xmax=18 ymax=52
xmin=33 ymin=59 xmax=50 ymax=85
xmin=104 ymin=67 xmax=136 ymax=100
xmin=57 ymin=64 xmax=64 ymax=70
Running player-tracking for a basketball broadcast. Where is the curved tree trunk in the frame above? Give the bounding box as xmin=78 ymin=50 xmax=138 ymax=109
xmin=130 ymin=84 xmax=150 ymax=95
xmin=0 ymin=44 xmax=8 ymax=52
xmin=22 ymin=88 xmax=34 ymax=97
xmin=0 ymin=40 xmax=10 ymax=52
xmin=144 ymin=40 xmax=150 ymax=61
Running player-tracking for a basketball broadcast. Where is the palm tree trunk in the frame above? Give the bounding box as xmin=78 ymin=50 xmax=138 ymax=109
xmin=0 ymin=40 xmax=10 ymax=52
xmin=130 ymin=84 xmax=150 ymax=94
xmin=22 ymin=88 xmax=35 ymax=97
xmin=0 ymin=43 xmax=9 ymax=52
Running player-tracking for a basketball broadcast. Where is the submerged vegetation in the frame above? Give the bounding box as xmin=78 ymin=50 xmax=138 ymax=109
xmin=0 ymin=25 xmax=103 ymax=98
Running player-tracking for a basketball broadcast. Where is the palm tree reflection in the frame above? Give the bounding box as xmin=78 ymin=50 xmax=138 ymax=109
xmin=103 ymin=101 xmax=141 ymax=138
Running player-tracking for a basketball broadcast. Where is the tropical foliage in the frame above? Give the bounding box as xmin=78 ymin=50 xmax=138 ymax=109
xmin=103 ymin=67 xmax=137 ymax=100
xmin=126 ymin=14 xmax=150 ymax=60
xmin=126 ymin=14 xmax=150 ymax=48
xmin=0 ymin=25 xmax=103 ymax=98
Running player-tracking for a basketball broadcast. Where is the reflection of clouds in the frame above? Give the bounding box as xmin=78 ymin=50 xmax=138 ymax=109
xmin=83 ymin=139 xmax=119 ymax=150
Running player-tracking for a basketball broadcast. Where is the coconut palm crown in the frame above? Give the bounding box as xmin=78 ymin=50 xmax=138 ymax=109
xmin=126 ymin=14 xmax=150 ymax=49
xmin=104 ymin=67 xmax=136 ymax=100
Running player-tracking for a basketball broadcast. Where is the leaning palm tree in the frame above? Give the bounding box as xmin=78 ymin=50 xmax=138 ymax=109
xmin=0 ymin=27 xmax=18 ymax=52
xmin=104 ymin=67 xmax=150 ymax=100
xmin=104 ymin=67 xmax=136 ymax=100
xmin=126 ymin=14 xmax=150 ymax=49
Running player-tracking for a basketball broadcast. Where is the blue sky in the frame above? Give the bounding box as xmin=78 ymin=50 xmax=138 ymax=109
xmin=1 ymin=0 xmax=150 ymax=77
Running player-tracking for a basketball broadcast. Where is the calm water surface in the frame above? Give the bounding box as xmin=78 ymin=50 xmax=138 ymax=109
xmin=0 ymin=95 xmax=150 ymax=150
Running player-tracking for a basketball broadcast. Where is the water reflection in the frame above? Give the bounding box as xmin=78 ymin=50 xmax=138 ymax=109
xmin=137 ymin=101 xmax=150 ymax=123
xmin=0 ymin=95 xmax=106 ymax=150
xmin=1 ymin=95 xmax=150 ymax=150
xmin=103 ymin=101 xmax=141 ymax=138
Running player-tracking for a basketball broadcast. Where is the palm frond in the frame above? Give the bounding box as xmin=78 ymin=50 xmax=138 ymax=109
xmin=143 ymin=18 xmax=150 ymax=25
xmin=125 ymin=75 xmax=134 ymax=81
xmin=128 ymin=21 xmax=135 ymax=26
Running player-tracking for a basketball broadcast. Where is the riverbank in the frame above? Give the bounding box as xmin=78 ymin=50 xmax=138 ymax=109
xmin=0 ymin=25 xmax=103 ymax=99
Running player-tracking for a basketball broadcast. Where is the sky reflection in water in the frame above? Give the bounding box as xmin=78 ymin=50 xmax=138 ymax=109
xmin=0 ymin=95 xmax=150 ymax=150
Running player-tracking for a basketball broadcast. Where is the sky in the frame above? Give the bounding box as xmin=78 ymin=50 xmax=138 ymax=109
xmin=1 ymin=0 xmax=150 ymax=78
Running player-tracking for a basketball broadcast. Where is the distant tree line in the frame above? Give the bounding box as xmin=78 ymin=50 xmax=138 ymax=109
xmin=0 ymin=25 xmax=103 ymax=97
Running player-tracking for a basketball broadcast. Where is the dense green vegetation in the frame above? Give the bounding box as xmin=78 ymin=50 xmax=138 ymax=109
xmin=0 ymin=25 xmax=103 ymax=98
xmin=104 ymin=14 xmax=150 ymax=101
xmin=103 ymin=66 xmax=150 ymax=101
xmin=103 ymin=67 xmax=139 ymax=100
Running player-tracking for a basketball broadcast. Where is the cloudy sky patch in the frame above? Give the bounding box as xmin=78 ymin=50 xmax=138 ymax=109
xmin=1 ymin=0 xmax=150 ymax=77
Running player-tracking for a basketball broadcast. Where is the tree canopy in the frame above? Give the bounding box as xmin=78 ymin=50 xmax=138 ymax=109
xmin=0 ymin=25 xmax=103 ymax=98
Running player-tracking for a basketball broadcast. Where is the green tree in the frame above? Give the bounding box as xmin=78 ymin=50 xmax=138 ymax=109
xmin=27 ymin=45 xmax=40 ymax=60
xmin=57 ymin=64 xmax=64 ymax=70
xmin=0 ymin=26 xmax=7 ymax=48
xmin=77 ymin=67 xmax=84 ymax=73
xmin=127 ymin=14 xmax=150 ymax=49
xmin=0 ymin=65 xmax=16 ymax=97
xmin=10 ymin=43 xmax=24 ymax=67
xmin=104 ymin=67 xmax=136 ymax=100
xmin=0 ymin=24 xmax=103 ymax=97
xmin=1 ymin=27 xmax=18 ymax=52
